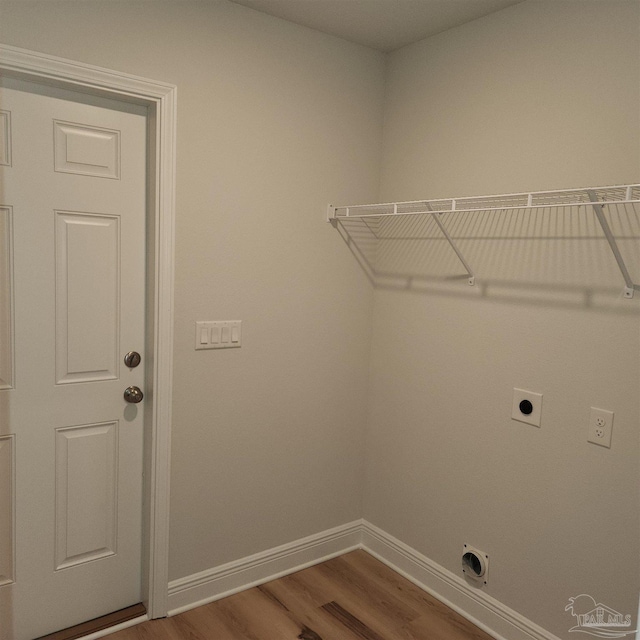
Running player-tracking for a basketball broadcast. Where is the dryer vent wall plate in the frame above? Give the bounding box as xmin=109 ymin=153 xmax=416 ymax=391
xmin=512 ymin=388 xmax=543 ymax=427
xmin=462 ymin=544 xmax=489 ymax=585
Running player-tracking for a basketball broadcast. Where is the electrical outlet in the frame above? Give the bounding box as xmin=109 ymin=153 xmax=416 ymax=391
xmin=588 ymin=407 xmax=613 ymax=448
xmin=511 ymin=388 xmax=543 ymax=427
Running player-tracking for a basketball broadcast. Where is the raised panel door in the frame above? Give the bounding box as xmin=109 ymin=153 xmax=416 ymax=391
xmin=0 ymin=77 xmax=147 ymax=640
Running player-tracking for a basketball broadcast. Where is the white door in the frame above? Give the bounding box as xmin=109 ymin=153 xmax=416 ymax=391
xmin=0 ymin=77 xmax=147 ymax=640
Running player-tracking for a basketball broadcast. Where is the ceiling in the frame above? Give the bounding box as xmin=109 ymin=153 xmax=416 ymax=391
xmin=228 ymin=0 xmax=523 ymax=52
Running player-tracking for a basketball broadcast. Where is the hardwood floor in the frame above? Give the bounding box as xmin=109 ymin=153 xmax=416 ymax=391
xmin=110 ymin=551 xmax=494 ymax=640
xmin=37 ymin=605 xmax=147 ymax=640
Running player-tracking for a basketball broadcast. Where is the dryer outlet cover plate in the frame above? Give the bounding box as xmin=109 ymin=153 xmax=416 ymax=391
xmin=512 ymin=388 xmax=543 ymax=427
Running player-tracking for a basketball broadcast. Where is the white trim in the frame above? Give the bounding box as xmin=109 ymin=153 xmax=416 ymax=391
xmin=167 ymin=521 xmax=363 ymax=615
xmin=167 ymin=519 xmax=559 ymax=640
xmin=0 ymin=45 xmax=174 ymax=102
xmin=360 ymin=521 xmax=561 ymax=640
xmin=0 ymin=43 xmax=176 ymax=619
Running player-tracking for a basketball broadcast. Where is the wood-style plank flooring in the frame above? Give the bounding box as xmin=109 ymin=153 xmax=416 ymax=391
xmin=110 ymin=551 xmax=493 ymax=640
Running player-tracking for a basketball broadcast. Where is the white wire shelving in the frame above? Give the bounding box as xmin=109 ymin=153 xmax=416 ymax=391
xmin=327 ymin=184 xmax=640 ymax=298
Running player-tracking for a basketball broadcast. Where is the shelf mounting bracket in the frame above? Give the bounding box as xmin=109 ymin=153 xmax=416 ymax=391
xmin=587 ymin=190 xmax=636 ymax=299
xmin=427 ymin=204 xmax=475 ymax=286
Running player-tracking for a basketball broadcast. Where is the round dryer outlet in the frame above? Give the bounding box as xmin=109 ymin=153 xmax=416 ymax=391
xmin=461 ymin=545 xmax=489 ymax=585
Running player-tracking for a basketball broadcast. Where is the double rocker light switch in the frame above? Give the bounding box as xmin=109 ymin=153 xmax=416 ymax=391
xmin=195 ymin=320 xmax=242 ymax=350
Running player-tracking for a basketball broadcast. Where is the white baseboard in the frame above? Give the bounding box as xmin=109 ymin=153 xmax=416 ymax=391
xmin=167 ymin=519 xmax=559 ymax=640
xmin=167 ymin=520 xmax=363 ymax=615
xmin=360 ymin=521 xmax=560 ymax=640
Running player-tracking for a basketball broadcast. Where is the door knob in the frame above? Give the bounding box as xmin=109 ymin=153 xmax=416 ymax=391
xmin=124 ymin=386 xmax=144 ymax=404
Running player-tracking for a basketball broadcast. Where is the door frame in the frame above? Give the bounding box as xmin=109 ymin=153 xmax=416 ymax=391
xmin=0 ymin=43 xmax=176 ymax=619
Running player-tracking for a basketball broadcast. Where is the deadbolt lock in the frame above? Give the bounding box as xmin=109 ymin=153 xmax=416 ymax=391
xmin=124 ymin=351 xmax=141 ymax=368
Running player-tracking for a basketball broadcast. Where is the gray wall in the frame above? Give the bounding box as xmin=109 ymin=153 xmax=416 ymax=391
xmin=0 ymin=0 xmax=383 ymax=580
xmin=366 ymin=2 xmax=639 ymax=637
xmin=1 ymin=1 xmax=639 ymax=637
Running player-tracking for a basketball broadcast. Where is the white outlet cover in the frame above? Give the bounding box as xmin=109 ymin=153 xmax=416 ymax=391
xmin=588 ymin=407 xmax=613 ymax=448
xmin=512 ymin=388 xmax=543 ymax=427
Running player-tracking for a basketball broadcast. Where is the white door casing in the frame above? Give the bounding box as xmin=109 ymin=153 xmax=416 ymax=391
xmin=0 ymin=44 xmax=176 ymax=629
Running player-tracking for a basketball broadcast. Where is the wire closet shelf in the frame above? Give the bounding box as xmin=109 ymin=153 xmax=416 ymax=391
xmin=327 ymin=184 xmax=640 ymax=298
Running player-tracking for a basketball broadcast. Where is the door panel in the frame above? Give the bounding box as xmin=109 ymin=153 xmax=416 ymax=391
xmin=0 ymin=435 xmax=14 ymax=586
xmin=0 ymin=77 xmax=147 ymax=640
xmin=55 ymin=421 xmax=118 ymax=570
xmin=53 ymin=120 xmax=120 ymax=180
xmin=0 ymin=109 xmax=10 ymax=166
xmin=0 ymin=207 xmax=12 ymax=390
xmin=55 ymin=211 xmax=120 ymax=384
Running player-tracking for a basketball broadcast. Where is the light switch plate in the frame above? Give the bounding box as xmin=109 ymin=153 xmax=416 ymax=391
xmin=195 ymin=320 xmax=242 ymax=350
xmin=512 ymin=388 xmax=543 ymax=427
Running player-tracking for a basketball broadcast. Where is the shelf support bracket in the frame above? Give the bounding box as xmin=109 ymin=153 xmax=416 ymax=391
xmin=326 ymin=204 xmax=337 ymax=226
xmin=587 ymin=190 xmax=636 ymax=299
xmin=427 ymin=205 xmax=475 ymax=285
